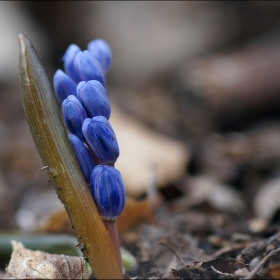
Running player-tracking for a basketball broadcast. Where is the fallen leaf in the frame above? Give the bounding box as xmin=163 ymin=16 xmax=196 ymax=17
xmin=187 ymin=176 xmax=246 ymax=214
xmin=262 ymin=264 xmax=280 ymax=279
xmin=111 ymin=105 xmax=188 ymax=196
xmin=200 ymin=257 xmax=249 ymax=274
xmin=5 ymin=240 xmax=88 ymax=279
xmin=171 ymin=265 xmax=210 ymax=279
xmin=253 ymin=177 xmax=280 ymax=221
xmin=37 ymin=209 xmax=73 ymax=234
xmin=118 ymin=196 xmax=156 ymax=232
xmin=40 ymin=196 xmax=157 ymax=234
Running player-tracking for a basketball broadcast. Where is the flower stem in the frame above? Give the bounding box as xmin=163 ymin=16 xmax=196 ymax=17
xmin=103 ymin=220 xmax=123 ymax=274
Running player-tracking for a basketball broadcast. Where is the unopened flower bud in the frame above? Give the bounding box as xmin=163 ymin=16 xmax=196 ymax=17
xmin=62 ymin=44 xmax=81 ymax=83
xmin=90 ymin=165 xmax=125 ymax=221
xmin=68 ymin=134 xmax=97 ymax=183
xmin=74 ymin=51 xmax=105 ymax=86
xmin=82 ymin=116 xmax=119 ymax=164
xmin=62 ymin=95 xmax=87 ymax=141
xmin=77 ymin=80 xmax=111 ymax=119
xmin=87 ymin=39 xmax=112 ymax=73
xmin=53 ymin=70 xmax=77 ymax=104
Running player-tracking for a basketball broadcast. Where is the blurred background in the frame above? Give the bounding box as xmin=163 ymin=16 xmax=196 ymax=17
xmin=2 ymin=0 xmax=280 ymax=273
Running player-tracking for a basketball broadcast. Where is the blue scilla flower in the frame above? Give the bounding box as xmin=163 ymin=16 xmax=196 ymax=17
xmin=77 ymin=80 xmax=111 ymax=119
xmin=74 ymin=51 xmax=105 ymax=86
xmin=53 ymin=70 xmax=77 ymax=105
xmin=62 ymin=44 xmax=81 ymax=83
xmin=82 ymin=116 xmax=119 ymax=165
xmin=62 ymin=95 xmax=88 ymax=141
xmin=68 ymin=134 xmax=97 ymax=183
xmin=90 ymin=165 xmax=125 ymax=221
xmin=87 ymin=39 xmax=112 ymax=73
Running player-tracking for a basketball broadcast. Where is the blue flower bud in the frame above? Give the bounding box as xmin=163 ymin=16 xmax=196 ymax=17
xmin=82 ymin=116 xmax=119 ymax=164
xmin=77 ymin=80 xmax=111 ymax=119
xmin=62 ymin=95 xmax=88 ymax=141
xmin=53 ymin=70 xmax=77 ymax=105
xmin=62 ymin=44 xmax=81 ymax=83
xmin=87 ymin=39 xmax=112 ymax=73
xmin=90 ymin=165 xmax=125 ymax=221
xmin=68 ymin=134 xmax=97 ymax=183
xmin=74 ymin=51 xmax=105 ymax=86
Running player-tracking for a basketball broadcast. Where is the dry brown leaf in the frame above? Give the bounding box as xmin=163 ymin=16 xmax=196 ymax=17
xmin=111 ymin=105 xmax=188 ymax=196
xmin=118 ymin=196 xmax=156 ymax=232
xmin=201 ymin=257 xmax=249 ymax=275
xmin=187 ymin=176 xmax=246 ymax=214
xmin=262 ymin=264 xmax=280 ymax=279
xmin=253 ymin=177 xmax=280 ymax=221
xmin=40 ymin=196 xmax=156 ymax=234
xmin=37 ymin=209 xmax=73 ymax=234
xmin=5 ymin=240 xmax=89 ymax=279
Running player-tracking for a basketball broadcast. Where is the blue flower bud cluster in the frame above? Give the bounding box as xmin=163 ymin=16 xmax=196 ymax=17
xmin=53 ymin=39 xmax=125 ymax=221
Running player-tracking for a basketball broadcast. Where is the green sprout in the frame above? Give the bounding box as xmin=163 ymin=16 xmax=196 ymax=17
xmin=18 ymin=33 xmax=122 ymax=279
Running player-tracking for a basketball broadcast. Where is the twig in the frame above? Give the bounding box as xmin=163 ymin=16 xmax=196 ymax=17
xmin=158 ymin=240 xmax=185 ymax=267
xmin=244 ymin=247 xmax=280 ymax=279
xmin=211 ymin=265 xmax=248 ymax=278
xmin=211 ymin=242 xmax=248 ymax=259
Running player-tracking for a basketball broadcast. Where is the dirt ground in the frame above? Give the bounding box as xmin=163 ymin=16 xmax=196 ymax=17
xmin=2 ymin=2 xmax=280 ymax=279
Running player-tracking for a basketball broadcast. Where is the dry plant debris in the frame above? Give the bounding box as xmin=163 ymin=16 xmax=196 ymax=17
xmin=5 ymin=241 xmax=88 ymax=279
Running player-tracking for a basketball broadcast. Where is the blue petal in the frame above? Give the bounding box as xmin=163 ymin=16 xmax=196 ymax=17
xmin=82 ymin=116 xmax=119 ymax=164
xmin=62 ymin=44 xmax=81 ymax=83
xmin=87 ymin=39 xmax=112 ymax=73
xmin=90 ymin=165 xmax=125 ymax=221
xmin=74 ymin=51 xmax=105 ymax=86
xmin=68 ymin=134 xmax=97 ymax=183
xmin=62 ymin=95 xmax=88 ymax=141
xmin=77 ymin=80 xmax=111 ymax=119
xmin=53 ymin=70 xmax=77 ymax=105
